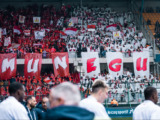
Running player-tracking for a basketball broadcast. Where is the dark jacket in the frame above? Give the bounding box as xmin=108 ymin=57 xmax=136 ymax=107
xmin=35 ymin=102 xmax=47 ymax=120
xmin=44 ymin=105 xmax=95 ymax=120
xmin=25 ymin=106 xmax=38 ymax=120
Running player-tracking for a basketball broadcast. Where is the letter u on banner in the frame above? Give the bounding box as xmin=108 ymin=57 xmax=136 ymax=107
xmin=24 ymin=53 xmax=42 ymax=79
xmin=133 ymin=51 xmax=149 ymax=79
xmin=106 ymin=52 xmax=123 ymax=78
xmin=52 ymin=52 xmax=69 ymax=77
xmin=82 ymin=52 xmax=100 ymax=77
xmin=0 ymin=53 xmax=17 ymax=80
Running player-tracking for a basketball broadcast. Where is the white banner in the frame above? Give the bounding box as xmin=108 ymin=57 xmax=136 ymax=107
xmin=4 ymin=37 xmax=11 ymax=47
xmin=133 ymin=52 xmax=149 ymax=79
xmin=113 ymin=31 xmax=121 ymax=39
xmin=106 ymin=52 xmax=123 ymax=78
xmin=34 ymin=30 xmax=45 ymax=39
xmin=82 ymin=52 xmax=100 ymax=77
xmin=19 ymin=15 xmax=25 ymax=23
xmin=33 ymin=17 xmax=41 ymax=23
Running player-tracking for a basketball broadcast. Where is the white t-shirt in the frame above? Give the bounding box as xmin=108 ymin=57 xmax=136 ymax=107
xmin=0 ymin=96 xmax=29 ymax=120
xmin=133 ymin=100 xmax=160 ymax=120
xmin=79 ymin=95 xmax=111 ymax=120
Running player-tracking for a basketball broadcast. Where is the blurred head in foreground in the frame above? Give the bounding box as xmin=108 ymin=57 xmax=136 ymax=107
xmin=49 ymin=82 xmax=81 ymax=108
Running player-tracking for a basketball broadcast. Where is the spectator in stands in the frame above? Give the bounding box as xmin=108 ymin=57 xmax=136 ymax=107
xmin=79 ymin=79 xmax=111 ymax=120
xmin=111 ymin=98 xmax=118 ymax=107
xmin=133 ymin=86 xmax=160 ymax=120
xmin=25 ymin=96 xmax=38 ymax=120
xmin=0 ymin=82 xmax=29 ymax=119
xmin=45 ymin=82 xmax=94 ymax=120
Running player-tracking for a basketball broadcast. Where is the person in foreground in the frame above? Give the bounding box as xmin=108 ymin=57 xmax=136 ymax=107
xmin=133 ymin=86 xmax=160 ymax=120
xmin=79 ymin=79 xmax=111 ymax=120
xmin=35 ymin=97 xmax=49 ymax=119
xmin=0 ymin=82 xmax=29 ymax=120
xmin=44 ymin=82 xmax=95 ymax=120
xmin=25 ymin=96 xmax=38 ymax=120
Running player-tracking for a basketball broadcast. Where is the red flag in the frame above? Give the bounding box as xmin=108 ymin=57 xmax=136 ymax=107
xmin=87 ymin=25 xmax=96 ymax=29
xmin=24 ymin=53 xmax=42 ymax=79
xmin=52 ymin=52 xmax=69 ymax=77
xmin=0 ymin=53 xmax=17 ymax=80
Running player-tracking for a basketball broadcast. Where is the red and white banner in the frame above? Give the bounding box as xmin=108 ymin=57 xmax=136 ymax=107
xmin=64 ymin=28 xmax=77 ymax=35
xmin=0 ymin=54 xmax=17 ymax=80
xmin=133 ymin=52 xmax=149 ymax=79
xmin=106 ymin=24 xmax=117 ymax=31
xmin=44 ymin=77 xmax=52 ymax=84
xmin=33 ymin=17 xmax=41 ymax=23
xmin=24 ymin=53 xmax=42 ymax=79
xmin=4 ymin=37 xmax=11 ymax=47
xmin=13 ymin=26 xmax=22 ymax=35
xmin=52 ymin=53 xmax=69 ymax=77
xmin=82 ymin=52 xmax=100 ymax=77
xmin=19 ymin=15 xmax=25 ymax=23
xmin=87 ymin=25 xmax=96 ymax=32
xmin=106 ymin=52 xmax=123 ymax=78
xmin=24 ymin=30 xmax=30 ymax=36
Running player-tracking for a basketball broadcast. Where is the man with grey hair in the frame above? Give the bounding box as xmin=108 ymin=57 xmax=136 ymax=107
xmin=79 ymin=79 xmax=111 ymax=120
xmin=44 ymin=82 xmax=94 ymax=120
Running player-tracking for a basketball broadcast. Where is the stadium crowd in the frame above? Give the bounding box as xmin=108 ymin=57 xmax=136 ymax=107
xmin=0 ymin=4 xmax=153 ymax=58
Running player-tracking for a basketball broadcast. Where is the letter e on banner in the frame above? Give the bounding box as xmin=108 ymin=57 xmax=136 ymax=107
xmin=87 ymin=58 xmax=96 ymax=73
xmin=0 ymin=54 xmax=17 ymax=80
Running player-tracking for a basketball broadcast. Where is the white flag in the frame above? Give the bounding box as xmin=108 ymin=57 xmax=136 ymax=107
xmin=106 ymin=52 xmax=123 ymax=78
xmin=2 ymin=28 xmax=7 ymax=35
xmin=34 ymin=30 xmax=45 ymax=39
xmin=4 ymin=37 xmax=11 ymax=47
xmin=133 ymin=52 xmax=150 ymax=79
xmin=113 ymin=31 xmax=121 ymax=39
xmin=33 ymin=17 xmax=41 ymax=23
xmin=19 ymin=15 xmax=25 ymax=23
xmin=82 ymin=52 xmax=100 ymax=77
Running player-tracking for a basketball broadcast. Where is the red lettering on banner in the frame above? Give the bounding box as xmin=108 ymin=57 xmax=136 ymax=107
xmin=87 ymin=58 xmax=96 ymax=73
xmin=136 ymin=57 xmax=147 ymax=71
xmin=109 ymin=59 xmax=122 ymax=72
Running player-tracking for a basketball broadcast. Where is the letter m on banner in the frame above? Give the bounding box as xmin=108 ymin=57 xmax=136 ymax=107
xmin=0 ymin=54 xmax=17 ymax=80
xmin=52 ymin=53 xmax=69 ymax=77
xmin=82 ymin=52 xmax=100 ymax=77
xmin=24 ymin=53 xmax=42 ymax=79
xmin=133 ymin=52 xmax=150 ymax=79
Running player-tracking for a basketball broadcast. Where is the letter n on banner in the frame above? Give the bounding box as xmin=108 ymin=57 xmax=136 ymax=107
xmin=0 ymin=53 xmax=17 ymax=80
xmin=24 ymin=53 xmax=42 ymax=79
xmin=52 ymin=52 xmax=69 ymax=77
xmin=82 ymin=52 xmax=100 ymax=77
xmin=106 ymin=52 xmax=123 ymax=78
xmin=133 ymin=52 xmax=149 ymax=79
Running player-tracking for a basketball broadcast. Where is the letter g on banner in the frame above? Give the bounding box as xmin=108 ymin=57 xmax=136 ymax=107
xmin=109 ymin=59 xmax=122 ymax=72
